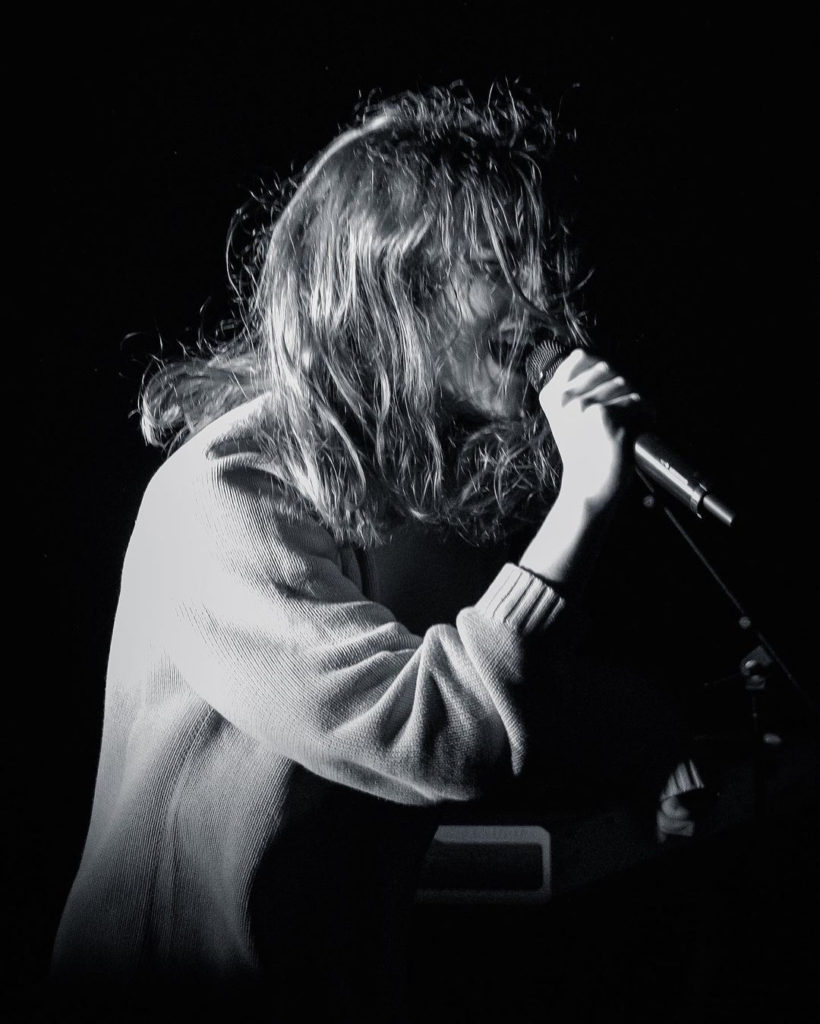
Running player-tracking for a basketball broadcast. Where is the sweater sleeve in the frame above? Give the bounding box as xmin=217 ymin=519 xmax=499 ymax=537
xmin=140 ymin=451 xmax=564 ymax=806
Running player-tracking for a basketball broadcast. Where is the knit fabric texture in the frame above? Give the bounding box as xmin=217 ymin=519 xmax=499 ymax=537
xmin=51 ymin=396 xmax=565 ymax=998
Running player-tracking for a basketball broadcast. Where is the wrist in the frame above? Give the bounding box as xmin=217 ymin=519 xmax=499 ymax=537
xmin=517 ymin=485 xmax=616 ymax=599
xmin=546 ymin=485 xmax=620 ymax=539
xmin=554 ymin=475 xmax=625 ymax=522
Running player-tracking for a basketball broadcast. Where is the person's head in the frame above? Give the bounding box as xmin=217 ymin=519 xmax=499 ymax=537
xmin=141 ymin=84 xmax=590 ymax=546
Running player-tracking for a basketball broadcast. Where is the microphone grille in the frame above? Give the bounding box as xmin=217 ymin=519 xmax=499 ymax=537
xmin=525 ymin=339 xmax=571 ymax=390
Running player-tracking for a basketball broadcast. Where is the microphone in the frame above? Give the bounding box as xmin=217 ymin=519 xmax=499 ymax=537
xmin=525 ymin=341 xmax=736 ymax=528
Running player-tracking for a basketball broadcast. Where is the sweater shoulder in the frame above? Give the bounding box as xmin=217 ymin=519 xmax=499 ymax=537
xmin=134 ymin=397 xmax=342 ymax=575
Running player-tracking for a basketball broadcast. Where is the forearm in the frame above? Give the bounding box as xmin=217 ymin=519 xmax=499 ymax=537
xmin=517 ymin=488 xmax=618 ymax=600
xmin=519 ymin=347 xmax=642 ymax=597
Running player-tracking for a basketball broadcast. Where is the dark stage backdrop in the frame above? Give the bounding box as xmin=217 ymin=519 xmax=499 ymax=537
xmin=18 ymin=4 xmax=817 ymax=1017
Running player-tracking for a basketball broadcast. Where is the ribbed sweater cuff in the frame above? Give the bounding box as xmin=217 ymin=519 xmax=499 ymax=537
xmin=660 ymin=759 xmax=706 ymax=799
xmin=475 ymin=563 xmax=565 ymax=637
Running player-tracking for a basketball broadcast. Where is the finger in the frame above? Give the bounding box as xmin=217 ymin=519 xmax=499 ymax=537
xmin=576 ymin=377 xmax=635 ymax=408
xmin=561 ymin=361 xmax=624 ymax=399
xmin=547 ymin=348 xmax=598 ymax=389
xmin=604 ymin=392 xmax=642 ymax=408
xmin=600 ymin=393 xmax=644 ymax=431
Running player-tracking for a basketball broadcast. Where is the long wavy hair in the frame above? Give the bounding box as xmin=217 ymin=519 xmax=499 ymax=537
xmin=139 ymin=83 xmax=591 ymax=547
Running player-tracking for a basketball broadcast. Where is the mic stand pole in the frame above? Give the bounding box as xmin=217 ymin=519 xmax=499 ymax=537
xmin=637 ymin=470 xmax=820 ymax=824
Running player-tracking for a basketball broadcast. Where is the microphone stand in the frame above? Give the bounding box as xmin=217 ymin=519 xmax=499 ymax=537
xmin=636 ymin=469 xmax=820 ymax=824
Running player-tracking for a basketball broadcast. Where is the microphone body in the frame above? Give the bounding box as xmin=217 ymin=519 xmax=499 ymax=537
xmin=525 ymin=341 xmax=736 ymax=528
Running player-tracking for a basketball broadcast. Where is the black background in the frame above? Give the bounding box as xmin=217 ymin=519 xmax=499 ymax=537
xmin=17 ymin=3 xmax=818 ymax=1019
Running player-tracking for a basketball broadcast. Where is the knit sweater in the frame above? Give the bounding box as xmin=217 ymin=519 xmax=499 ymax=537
xmin=51 ymin=395 xmax=564 ymax=1012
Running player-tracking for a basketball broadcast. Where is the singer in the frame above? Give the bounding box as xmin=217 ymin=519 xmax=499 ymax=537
xmin=51 ymin=84 xmax=698 ymax=1021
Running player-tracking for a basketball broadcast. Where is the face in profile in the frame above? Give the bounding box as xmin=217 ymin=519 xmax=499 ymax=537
xmin=436 ymin=250 xmax=533 ymax=421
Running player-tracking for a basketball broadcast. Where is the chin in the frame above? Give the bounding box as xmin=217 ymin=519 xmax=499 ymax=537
xmin=440 ymin=372 xmax=527 ymax=425
xmin=489 ymin=375 xmax=528 ymax=417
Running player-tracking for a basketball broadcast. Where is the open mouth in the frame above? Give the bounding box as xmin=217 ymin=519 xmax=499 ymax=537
xmin=487 ymin=337 xmax=529 ymax=373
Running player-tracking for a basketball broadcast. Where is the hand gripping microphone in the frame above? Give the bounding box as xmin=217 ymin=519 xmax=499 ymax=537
xmin=525 ymin=340 xmax=736 ymax=528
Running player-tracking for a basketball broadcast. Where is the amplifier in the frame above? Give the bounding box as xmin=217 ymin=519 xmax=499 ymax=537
xmin=416 ymin=825 xmax=551 ymax=904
